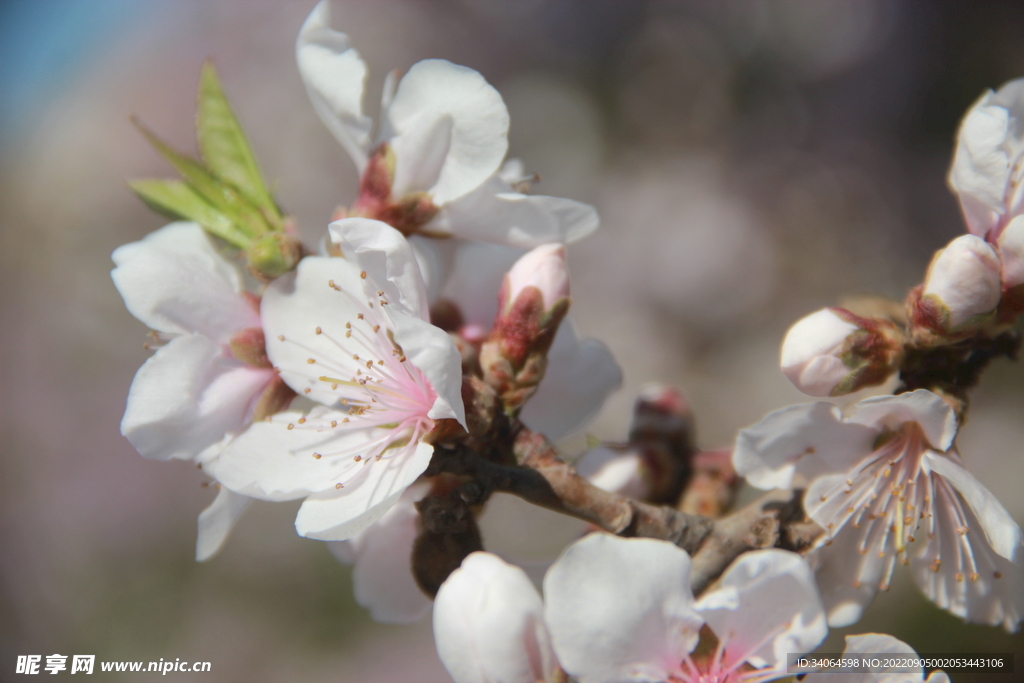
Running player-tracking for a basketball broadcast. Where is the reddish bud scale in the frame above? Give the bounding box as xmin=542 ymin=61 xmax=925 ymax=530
xmin=228 ymin=327 xmax=273 ymax=368
xmin=827 ymin=307 xmax=905 ymax=394
xmin=350 ymin=143 xmax=439 ymax=236
xmin=491 ymin=286 xmax=569 ymax=369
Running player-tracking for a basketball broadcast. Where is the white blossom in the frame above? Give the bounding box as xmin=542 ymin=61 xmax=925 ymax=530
xmin=735 ymin=390 xmax=1024 ymax=630
xmin=112 ymin=222 xmax=291 ymax=560
xmin=206 ymin=218 xmax=465 ymax=541
xmin=298 ymin=3 xmax=597 ymax=248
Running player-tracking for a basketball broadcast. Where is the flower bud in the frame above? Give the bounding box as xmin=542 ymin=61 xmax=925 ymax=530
xmin=245 ymin=232 xmax=303 ymax=280
xmin=480 ymin=244 xmax=572 ymax=412
xmin=501 ymin=243 xmax=571 ymax=315
xmin=781 ymin=307 xmax=903 ymax=397
xmin=915 ymin=234 xmax=1001 ymax=333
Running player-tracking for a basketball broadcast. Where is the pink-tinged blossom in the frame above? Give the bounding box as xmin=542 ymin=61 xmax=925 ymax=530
xmin=206 ymin=218 xmax=465 ymax=541
xmin=503 ymin=243 xmax=570 ymax=315
xmin=544 ymin=535 xmax=827 ymax=683
xmin=734 ymin=390 xmax=1024 ymax=631
xmin=781 ymin=308 xmax=904 ymax=397
xmin=802 ymin=634 xmax=950 ymax=683
xmin=112 ymin=222 xmax=293 ymax=560
xmin=299 ymin=2 xmax=598 ymax=247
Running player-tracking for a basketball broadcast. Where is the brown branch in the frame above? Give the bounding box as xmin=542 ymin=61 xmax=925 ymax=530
xmin=689 ymin=489 xmax=824 ymax=595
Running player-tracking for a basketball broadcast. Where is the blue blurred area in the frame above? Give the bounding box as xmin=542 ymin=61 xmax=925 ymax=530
xmin=0 ymin=0 xmax=146 ymax=140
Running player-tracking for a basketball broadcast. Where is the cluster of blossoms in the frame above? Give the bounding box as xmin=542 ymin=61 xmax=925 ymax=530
xmin=113 ymin=2 xmax=1022 ymax=680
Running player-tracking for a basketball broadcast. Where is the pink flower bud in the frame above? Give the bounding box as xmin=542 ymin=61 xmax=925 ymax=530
xmin=502 ymin=243 xmax=570 ymax=314
xmin=781 ymin=308 xmax=903 ymax=397
xmin=919 ymin=234 xmax=1001 ymax=331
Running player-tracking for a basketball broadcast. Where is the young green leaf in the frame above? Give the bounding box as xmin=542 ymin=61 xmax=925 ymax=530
xmin=131 ymin=116 xmax=270 ymax=239
xmin=128 ymin=179 xmax=251 ymax=248
xmin=196 ymin=62 xmax=282 ymax=227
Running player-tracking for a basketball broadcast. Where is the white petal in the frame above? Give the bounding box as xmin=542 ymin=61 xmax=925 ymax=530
xmin=849 ymin=390 xmax=957 ymax=451
xmin=261 ymin=256 xmax=384 ymax=405
xmin=389 ymin=310 xmax=466 ymax=427
xmin=949 ymin=95 xmax=1011 ymax=237
xmin=195 ymin=486 xmax=251 ymax=561
xmin=922 ymin=235 xmax=1002 ymax=328
xmin=434 ymin=552 xmax=557 ymax=683
xmin=780 ymin=308 xmax=860 ymax=397
xmin=910 ymin=469 xmax=1024 ymax=631
xmin=544 ymin=534 xmax=702 ymax=683
xmin=430 ymin=171 xmax=599 ymax=246
xmin=997 ymin=215 xmax=1024 ymax=288
xmin=294 ymin=441 xmax=434 ymax=540
xmin=384 ymin=59 xmax=509 ymax=205
xmin=390 ymin=111 xmax=454 ymax=199
xmin=803 ymin=633 xmax=931 ymax=683
xmin=804 ymin=522 xmax=887 ymax=628
xmin=112 ymin=222 xmax=256 ymax=342
xmin=121 ymin=335 xmax=272 ymax=461
xmin=205 ymin=409 xmax=387 ymax=500
xmin=329 ymin=217 xmax=430 ymax=321
xmin=408 ymin=235 xmax=457 ymax=305
xmin=695 ymin=549 xmax=826 ymax=672
xmin=521 ymin=322 xmax=622 ymax=440
xmin=733 ymin=402 xmax=876 ymax=490
xmin=923 ymin=452 xmax=1023 ymax=562
xmin=348 ymin=487 xmax=431 ymax=623
xmin=296 ymin=0 xmax=372 ymax=169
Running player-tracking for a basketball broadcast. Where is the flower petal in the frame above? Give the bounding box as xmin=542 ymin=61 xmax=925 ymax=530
xmin=923 ymin=451 xmax=1023 ymax=562
xmin=390 ymin=310 xmax=465 ymax=427
xmin=329 ymin=218 xmax=430 ymax=321
xmin=733 ymin=402 xmax=876 ymax=490
xmin=695 ymin=549 xmax=826 ymax=672
xmin=434 ymin=552 xmax=558 ymax=683
xmin=803 ymin=522 xmax=887 ymax=628
xmin=430 ymin=171 xmax=599 ymax=247
xmin=293 ymin=440 xmax=434 ymax=540
xmin=384 ymin=59 xmax=509 ymax=205
xmin=205 ymin=408 xmax=387 ymax=500
xmin=802 ymin=633 xmax=944 ymax=683
xmin=121 ymin=335 xmax=272 ymax=461
xmin=910 ymin=467 xmax=1024 ymax=631
xmin=112 ymin=222 xmax=257 ymax=342
xmin=544 ymin=534 xmax=702 ymax=683
xmin=296 ymin=0 xmax=372 ymax=169
xmin=195 ymin=486 xmax=251 ymax=561
xmin=443 ymin=241 xmax=524 ymax=326
xmin=345 ymin=486 xmax=431 ymax=624
xmin=521 ymin=322 xmax=622 ymax=441
xmin=849 ymin=391 xmax=958 ymax=451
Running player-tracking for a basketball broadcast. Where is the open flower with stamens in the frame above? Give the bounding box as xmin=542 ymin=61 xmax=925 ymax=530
xmin=734 ymin=390 xmax=1024 ymax=631
xmin=206 ymin=218 xmax=465 ymax=541
xmin=112 ymin=222 xmax=295 ymax=560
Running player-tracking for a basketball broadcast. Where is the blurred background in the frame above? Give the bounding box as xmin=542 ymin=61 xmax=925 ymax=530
xmin=2 ymin=0 xmax=1024 ymax=680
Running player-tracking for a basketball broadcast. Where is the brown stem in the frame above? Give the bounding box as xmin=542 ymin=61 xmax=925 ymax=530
xmin=689 ymin=489 xmax=823 ymax=595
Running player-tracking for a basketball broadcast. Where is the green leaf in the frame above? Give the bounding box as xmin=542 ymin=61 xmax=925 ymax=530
xmin=129 ymin=179 xmax=252 ymax=248
xmin=131 ymin=117 xmax=270 ymax=240
xmin=196 ymin=62 xmax=282 ymax=227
